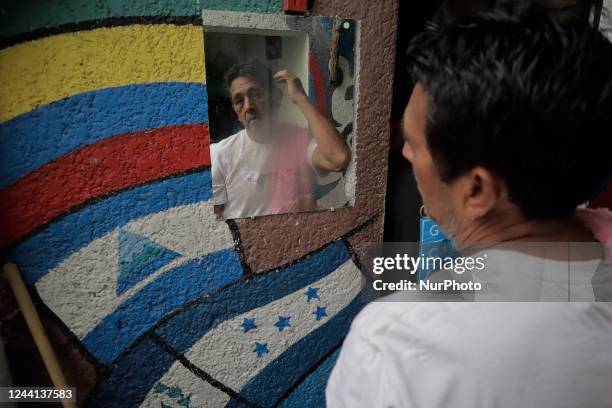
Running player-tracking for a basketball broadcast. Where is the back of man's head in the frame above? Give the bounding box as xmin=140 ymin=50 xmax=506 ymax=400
xmin=406 ymin=12 xmax=612 ymax=220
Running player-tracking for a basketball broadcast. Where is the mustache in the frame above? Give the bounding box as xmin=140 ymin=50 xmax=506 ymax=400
xmin=246 ymin=108 xmax=258 ymax=119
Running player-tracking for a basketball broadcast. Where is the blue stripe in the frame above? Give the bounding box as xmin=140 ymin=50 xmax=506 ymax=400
xmin=0 ymin=82 xmax=208 ymax=187
xmin=155 ymin=240 xmax=352 ymax=354
xmin=229 ymin=295 xmax=363 ymax=407
xmin=88 ymin=337 xmax=176 ymax=408
xmin=279 ymin=348 xmax=341 ymax=408
xmin=84 ymin=249 xmax=243 ymax=364
xmin=4 ymin=170 xmax=212 ymax=285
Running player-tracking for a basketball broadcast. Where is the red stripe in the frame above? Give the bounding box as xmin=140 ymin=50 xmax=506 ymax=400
xmin=309 ymin=52 xmax=328 ymax=115
xmin=0 ymin=124 xmax=210 ymax=247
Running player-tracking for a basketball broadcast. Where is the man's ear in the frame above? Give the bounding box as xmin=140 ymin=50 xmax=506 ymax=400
xmin=461 ymin=166 xmax=505 ymax=220
xmin=271 ymin=87 xmax=283 ymax=108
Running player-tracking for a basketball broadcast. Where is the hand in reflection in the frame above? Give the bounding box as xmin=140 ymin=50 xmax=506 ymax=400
xmin=273 ymin=70 xmax=309 ymax=105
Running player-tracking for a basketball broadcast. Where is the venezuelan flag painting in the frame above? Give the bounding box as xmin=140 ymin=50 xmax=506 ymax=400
xmin=0 ymin=19 xmax=242 ymax=356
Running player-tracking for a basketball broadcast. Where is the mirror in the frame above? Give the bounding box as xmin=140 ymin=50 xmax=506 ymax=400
xmin=203 ymin=15 xmax=357 ymax=220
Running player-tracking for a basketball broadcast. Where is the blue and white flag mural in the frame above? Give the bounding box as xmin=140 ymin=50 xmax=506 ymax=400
xmin=89 ymin=241 xmax=364 ymax=407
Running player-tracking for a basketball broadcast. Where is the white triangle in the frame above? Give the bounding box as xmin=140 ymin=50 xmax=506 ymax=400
xmin=125 ymin=200 xmax=234 ymax=259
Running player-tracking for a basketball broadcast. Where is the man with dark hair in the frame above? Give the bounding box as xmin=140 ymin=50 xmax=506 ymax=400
xmin=327 ymin=12 xmax=612 ymax=408
xmin=224 ymin=60 xmax=277 ymax=98
xmin=211 ymin=60 xmax=351 ymax=219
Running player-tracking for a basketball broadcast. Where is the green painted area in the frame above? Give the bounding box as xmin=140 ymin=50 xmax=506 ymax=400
xmin=0 ymin=0 xmax=280 ymax=38
xmin=153 ymin=382 xmax=194 ymax=408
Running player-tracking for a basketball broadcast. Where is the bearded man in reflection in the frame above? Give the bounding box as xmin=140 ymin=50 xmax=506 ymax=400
xmin=210 ymin=60 xmax=351 ymax=219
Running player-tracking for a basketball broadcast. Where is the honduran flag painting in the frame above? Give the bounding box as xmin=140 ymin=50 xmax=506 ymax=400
xmin=90 ymin=240 xmax=364 ymax=408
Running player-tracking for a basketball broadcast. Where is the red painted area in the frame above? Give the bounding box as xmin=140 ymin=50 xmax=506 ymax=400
xmin=308 ymin=52 xmax=328 ymax=116
xmin=0 ymin=124 xmax=210 ymax=247
xmin=283 ymin=0 xmax=308 ymax=14
xmin=589 ymin=181 xmax=612 ymax=210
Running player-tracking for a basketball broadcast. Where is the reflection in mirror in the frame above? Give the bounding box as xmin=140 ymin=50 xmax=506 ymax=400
xmin=205 ymin=22 xmax=356 ymax=220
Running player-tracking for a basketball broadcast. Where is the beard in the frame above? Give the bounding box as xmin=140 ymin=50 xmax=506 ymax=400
xmin=246 ymin=114 xmax=277 ymax=142
xmin=428 ymin=198 xmax=461 ymax=248
xmin=438 ymin=207 xmax=460 ymax=245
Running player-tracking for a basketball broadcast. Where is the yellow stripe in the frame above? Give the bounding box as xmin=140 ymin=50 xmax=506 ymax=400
xmin=0 ymin=24 xmax=206 ymax=122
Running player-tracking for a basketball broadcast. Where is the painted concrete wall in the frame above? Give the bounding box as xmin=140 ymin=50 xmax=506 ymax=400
xmin=0 ymin=1 xmax=397 ymax=407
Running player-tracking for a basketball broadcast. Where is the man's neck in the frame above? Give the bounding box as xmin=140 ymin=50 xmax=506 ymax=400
xmin=454 ymin=206 xmax=596 ymax=252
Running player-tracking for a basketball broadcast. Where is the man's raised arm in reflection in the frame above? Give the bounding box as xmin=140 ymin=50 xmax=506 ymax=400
xmin=211 ymin=60 xmax=351 ymax=220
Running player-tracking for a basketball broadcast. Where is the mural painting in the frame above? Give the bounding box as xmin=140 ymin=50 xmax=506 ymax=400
xmin=0 ymin=1 xmax=397 ymax=406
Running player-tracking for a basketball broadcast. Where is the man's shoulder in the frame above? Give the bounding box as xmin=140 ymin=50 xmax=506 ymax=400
xmin=211 ymin=129 xmax=245 ymax=155
xmin=344 ymin=296 xmax=452 ymax=355
xmin=350 ymin=296 xmax=456 ymax=339
xmin=348 ymin=296 xmax=537 ymax=350
xmin=350 ymin=297 xmax=611 ymax=349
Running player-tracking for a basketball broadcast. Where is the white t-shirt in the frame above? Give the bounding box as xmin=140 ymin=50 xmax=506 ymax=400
xmin=211 ymin=128 xmax=318 ymax=219
xmin=326 ymin=251 xmax=612 ymax=408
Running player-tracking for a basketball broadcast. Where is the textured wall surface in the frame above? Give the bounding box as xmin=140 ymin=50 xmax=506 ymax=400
xmin=0 ymin=1 xmax=397 ymax=406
